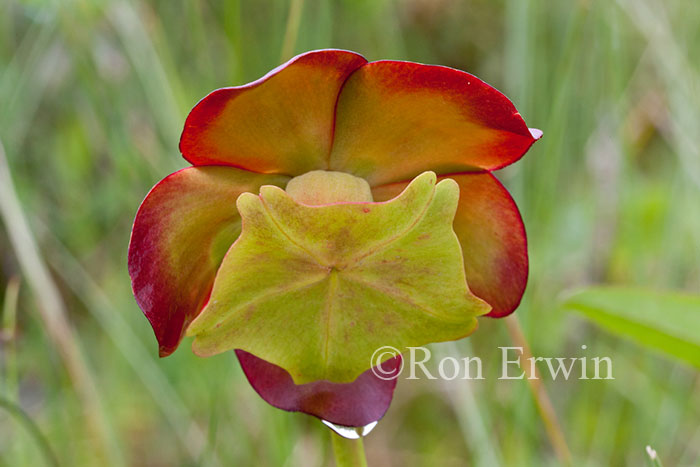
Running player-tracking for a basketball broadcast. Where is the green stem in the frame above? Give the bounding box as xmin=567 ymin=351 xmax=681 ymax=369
xmin=331 ymin=432 xmax=367 ymax=467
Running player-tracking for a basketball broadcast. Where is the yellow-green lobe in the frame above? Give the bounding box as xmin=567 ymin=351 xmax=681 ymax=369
xmin=187 ymin=172 xmax=490 ymax=384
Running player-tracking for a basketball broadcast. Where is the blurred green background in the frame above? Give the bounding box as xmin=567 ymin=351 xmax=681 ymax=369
xmin=1 ymin=0 xmax=699 ymax=465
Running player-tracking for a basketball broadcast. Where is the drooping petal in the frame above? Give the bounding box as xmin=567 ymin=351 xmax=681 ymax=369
xmin=180 ymin=50 xmax=367 ymax=175
xmin=328 ymin=60 xmax=541 ymax=185
xmin=236 ymin=350 xmax=401 ymax=427
xmin=128 ymin=166 xmax=290 ymax=356
xmin=372 ymin=172 xmax=527 ymax=317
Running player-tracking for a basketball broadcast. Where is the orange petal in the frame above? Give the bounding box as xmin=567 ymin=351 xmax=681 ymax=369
xmin=128 ymin=166 xmax=290 ymax=356
xmin=329 ymin=60 xmax=540 ymax=185
xmin=180 ymin=50 xmax=367 ymax=175
xmin=372 ymin=172 xmax=527 ymax=317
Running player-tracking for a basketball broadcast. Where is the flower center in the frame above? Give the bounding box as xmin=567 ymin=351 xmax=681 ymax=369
xmin=285 ymin=170 xmax=373 ymax=206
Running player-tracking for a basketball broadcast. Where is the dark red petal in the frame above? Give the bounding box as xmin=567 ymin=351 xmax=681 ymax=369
xmin=236 ymin=350 xmax=401 ymax=427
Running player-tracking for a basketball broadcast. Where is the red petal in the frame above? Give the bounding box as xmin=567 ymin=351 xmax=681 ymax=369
xmin=236 ymin=350 xmax=400 ymax=427
xmin=372 ymin=172 xmax=527 ymax=317
xmin=180 ymin=50 xmax=367 ymax=175
xmin=329 ymin=60 xmax=540 ymax=185
xmin=128 ymin=166 xmax=289 ymax=356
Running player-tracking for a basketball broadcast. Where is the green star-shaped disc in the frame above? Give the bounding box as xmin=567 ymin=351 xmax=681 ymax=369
xmin=187 ymin=172 xmax=490 ymax=383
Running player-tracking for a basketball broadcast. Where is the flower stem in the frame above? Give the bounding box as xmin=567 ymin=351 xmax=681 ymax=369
xmin=331 ymin=432 xmax=368 ymax=467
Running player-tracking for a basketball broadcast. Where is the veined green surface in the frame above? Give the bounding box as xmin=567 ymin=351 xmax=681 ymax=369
xmin=1 ymin=0 xmax=699 ymax=466
xmin=188 ymin=173 xmax=488 ymax=383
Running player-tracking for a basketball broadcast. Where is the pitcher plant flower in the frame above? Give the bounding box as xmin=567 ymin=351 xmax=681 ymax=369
xmin=128 ymin=49 xmax=541 ymax=428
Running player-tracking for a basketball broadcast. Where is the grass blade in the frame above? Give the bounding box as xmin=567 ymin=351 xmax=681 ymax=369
xmin=562 ymin=286 xmax=700 ymax=369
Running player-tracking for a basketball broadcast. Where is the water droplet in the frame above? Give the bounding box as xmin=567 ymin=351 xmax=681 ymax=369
xmin=322 ymin=421 xmax=360 ymax=439
xmin=359 ymin=421 xmax=378 ymax=436
xmin=321 ymin=420 xmax=378 ymax=439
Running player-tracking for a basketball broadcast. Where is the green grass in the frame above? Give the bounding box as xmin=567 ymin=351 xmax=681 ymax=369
xmin=1 ymin=0 xmax=699 ymax=465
